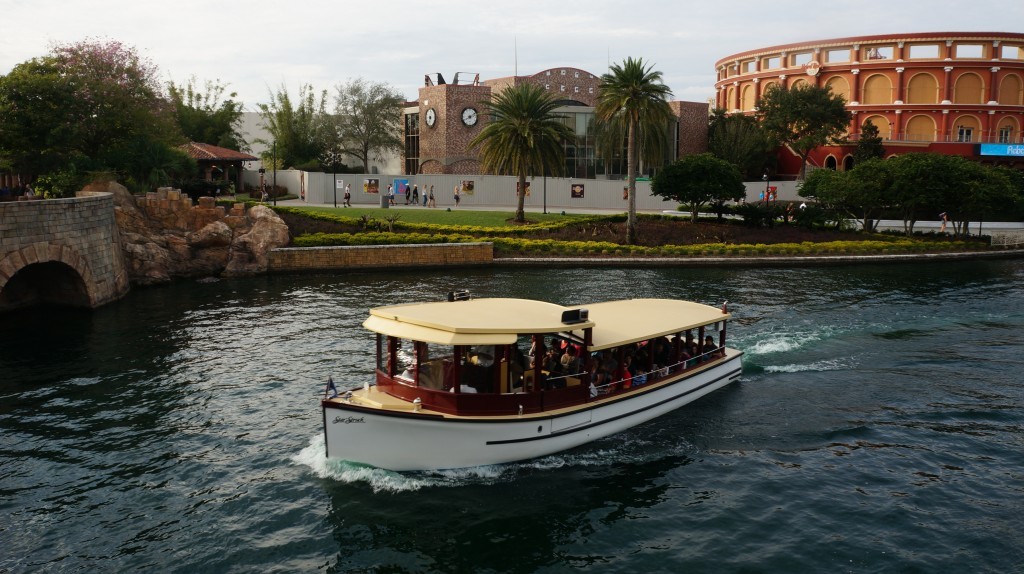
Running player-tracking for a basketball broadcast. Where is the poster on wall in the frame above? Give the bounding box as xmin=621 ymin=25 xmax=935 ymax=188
xmin=461 ymin=180 xmax=475 ymax=195
xmin=516 ymin=181 xmax=531 ymax=197
xmin=571 ymin=183 xmax=585 ymax=199
xmin=336 ymin=179 xmax=344 ymax=190
xmin=394 ymin=179 xmax=409 ymax=195
xmin=364 ymin=178 xmax=380 ymax=194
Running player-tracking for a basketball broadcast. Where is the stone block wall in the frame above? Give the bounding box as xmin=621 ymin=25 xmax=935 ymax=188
xmin=0 ymin=192 xmax=130 ymax=309
xmin=268 ymin=243 xmax=493 ymax=273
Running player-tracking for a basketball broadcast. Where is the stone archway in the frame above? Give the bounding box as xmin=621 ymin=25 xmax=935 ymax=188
xmin=0 ymin=243 xmax=97 ymax=312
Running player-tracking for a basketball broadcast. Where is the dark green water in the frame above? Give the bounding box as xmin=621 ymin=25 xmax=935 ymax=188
xmin=2 ymin=261 xmax=1023 ymax=573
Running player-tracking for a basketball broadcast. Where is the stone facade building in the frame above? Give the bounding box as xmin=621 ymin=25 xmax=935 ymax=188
xmin=403 ymin=67 xmax=710 ymax=177
xmin=714 ymin=32 xmax=1024 ymax=175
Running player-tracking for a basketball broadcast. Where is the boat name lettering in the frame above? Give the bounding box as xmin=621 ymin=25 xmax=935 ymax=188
xmin=333 ymin=416 xmax=366 ymax=424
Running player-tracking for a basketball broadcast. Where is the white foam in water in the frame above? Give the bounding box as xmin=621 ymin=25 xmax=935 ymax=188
xmin=293 ymin=431 xmax=693 ymax=492
xmin=763 ymin=358 xmax=851 ymax=373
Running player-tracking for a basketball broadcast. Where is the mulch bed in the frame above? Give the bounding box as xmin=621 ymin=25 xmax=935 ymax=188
xmin=279 ymin=211 xmax=909 ymax=247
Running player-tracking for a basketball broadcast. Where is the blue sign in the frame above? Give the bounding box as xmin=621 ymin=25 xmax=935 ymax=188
xmin=978 ymin=143 xmax=1024 ymax=157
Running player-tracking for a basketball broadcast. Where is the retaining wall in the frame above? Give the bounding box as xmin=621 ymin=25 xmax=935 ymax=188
xmin=267 ymin=242 xmax=493 ymax=273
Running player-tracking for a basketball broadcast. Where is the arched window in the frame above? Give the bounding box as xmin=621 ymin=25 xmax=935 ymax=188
xmin=741 ymin=85 xmax=756 ymax=111
xmin=843 ymin=156 xmax=854 ymax=171
xmin=996 ymin=117 xmax=1020 ymax=143
xmin=790 ymin=78 xmax=810 ymax=90
xmin=906 ymin=73 xmax=939 ymax=104
xmin=905 ymin=115 xmax=937 ymax=142
xmin=952 ymin=115 xmax=981 ymax=142
xmin=825 ymin=156 xmax=838 ymax=170
xmin=825 ymin=76 xmax=851 ymax=102
xmin=998 ymin=74 xmax=1023 ymax=105
xmin=953 ymin=73 xmax=984 ymax=104
xmin=862 ymin=74 xmax=893 ymax=104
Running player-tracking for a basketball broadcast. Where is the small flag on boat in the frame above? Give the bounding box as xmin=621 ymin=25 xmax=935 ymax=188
xmin=325 ymin=376 xmax=338 ymax=399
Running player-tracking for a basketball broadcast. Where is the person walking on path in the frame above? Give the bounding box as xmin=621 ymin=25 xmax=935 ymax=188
xmin=428 ymin=185 xmax=436 ymax=208
xmin=387 ymin=185 xmax=395 ymax=206
xmin=422 ymin=186 xmax=428 ymax=206
xmin=453 ymin=185 xmax=461 ymax=208
xmin=343 ymin=184 xmax=351 ymax=207
xmin=939 ymin=212 xmax=949 ymax=233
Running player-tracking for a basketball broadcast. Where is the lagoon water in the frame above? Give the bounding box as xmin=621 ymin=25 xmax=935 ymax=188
xmin=2 ymin=261 xmax=1023 ymax=573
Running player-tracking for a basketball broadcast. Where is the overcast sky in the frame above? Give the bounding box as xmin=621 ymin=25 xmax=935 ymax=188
xmin=2 ymin=0 xmax=1021 ymax=110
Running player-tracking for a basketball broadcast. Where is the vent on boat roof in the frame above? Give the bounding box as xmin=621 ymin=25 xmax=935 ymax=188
xmin=561 ymin=308 xmax=589 ymax=324
xmin=447 ymin=290 xmax=472 ymax=302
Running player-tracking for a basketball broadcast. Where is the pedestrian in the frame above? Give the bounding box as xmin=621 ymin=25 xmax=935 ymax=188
xmin=411 ymin=185 xmax=419 ymax=205
xmin=387 ymin=185 xmax=395 ymax=206
xmin=453 ymin=185 xmax=461 ymax=207
xmin=939 ymin=212 xmax=949 ymax=233
xmin=343 ymin=184 xmax=351 ymax=207
xmin=423 ymin=186 xmax=429 ymax=206
xmin=428 ymin=185 xmax=435 ymax=208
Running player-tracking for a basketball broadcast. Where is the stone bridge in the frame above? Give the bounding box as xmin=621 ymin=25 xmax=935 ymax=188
xmin=0 ymin=192 xmax=130 ymax=312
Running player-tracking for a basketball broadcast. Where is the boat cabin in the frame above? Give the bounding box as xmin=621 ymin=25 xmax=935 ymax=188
xmin=362 ymin=297 xmax=731 ymax=417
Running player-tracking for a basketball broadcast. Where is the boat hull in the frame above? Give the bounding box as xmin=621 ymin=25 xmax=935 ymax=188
xmin=323 ymin=352 xmax=743 ymax=471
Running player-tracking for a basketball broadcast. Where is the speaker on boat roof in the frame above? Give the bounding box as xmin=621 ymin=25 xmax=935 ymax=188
xmin=561 ymin=308 xmax=589 ymax=324
xmin=447 ymin=290 xmax=471 ymax=302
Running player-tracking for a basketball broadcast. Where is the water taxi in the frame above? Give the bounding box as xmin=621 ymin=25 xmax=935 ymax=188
xmin=322 ymin=294 xmax=743 ymax=471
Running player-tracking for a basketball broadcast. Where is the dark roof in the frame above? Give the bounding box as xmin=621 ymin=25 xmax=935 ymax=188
xmin=180 ymin=142 xmax=258 ymax=162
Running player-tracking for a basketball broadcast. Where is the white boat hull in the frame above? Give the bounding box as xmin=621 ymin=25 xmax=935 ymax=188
xmin=323 ymin=352 xmax=743 ymax=471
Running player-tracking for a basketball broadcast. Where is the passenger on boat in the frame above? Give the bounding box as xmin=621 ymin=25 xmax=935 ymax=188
xmin=704 ymin=335 xmax=721 ymax=358
xmin=560 ymin=345 xmax=581 ymax=373
xmin=620 ymin=356 xmax=634 ymax=390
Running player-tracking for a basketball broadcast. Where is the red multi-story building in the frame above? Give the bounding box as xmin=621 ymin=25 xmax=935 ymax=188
xmin=714 ymin=32 xmax=1024 ymax=176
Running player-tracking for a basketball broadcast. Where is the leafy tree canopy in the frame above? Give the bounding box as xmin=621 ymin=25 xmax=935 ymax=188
xmin=168 ymin=76 xmax=247 ymax=150
xmin=707 ymin=108 xmax=775 ymax=178
xmin=755 ymin=84 xmax=851 ymax=179
xmin=331 ymin=78 xmax=404 ymax=172
xmin=651 ymin=153 xmax=745 ymax=222
xmin=0 ymin=39 xmax=187 ymax=194
xmin=852 ymin=121 xmax=886 ymax=165
xmin=257 ymin=83 xmax=329 ymax=170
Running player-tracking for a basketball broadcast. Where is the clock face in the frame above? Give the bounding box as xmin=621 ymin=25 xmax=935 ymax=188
xmin=461 ymin=107 xmax=478 ymax=126
xmin=425 ymin=108 xmax=436 ymax=127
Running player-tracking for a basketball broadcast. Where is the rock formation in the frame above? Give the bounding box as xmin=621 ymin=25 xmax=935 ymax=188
xmin=82 ymin=181 xmax=290 ymax=285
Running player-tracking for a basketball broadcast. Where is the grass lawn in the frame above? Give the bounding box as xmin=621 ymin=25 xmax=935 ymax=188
xmin=286 ymin=205 xmax=596 ymax=227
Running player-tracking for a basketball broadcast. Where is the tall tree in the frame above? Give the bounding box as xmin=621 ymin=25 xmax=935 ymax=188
xmin=707 ymin=108 xmax=775 ymax=178
xmin=168 ymin=76 xmax=247 ymax=150
xmin=468 ymin=84 xmax=573 ymax=223
xmin=257 ymin=84 xmax=328 ymax=169
xmin=0 ymin=39 xmax=186 ymax=193
xmin=852 ymin=121 xmax=886 ymax=165
xmin=651 ymin=153 xmax=745 ymax=222
xmin=756 ymin=84 xmax=851 ymax=179
xmin=332 ymin=78 xmax=404 ymax=172
xmin=596 ymin=57 xmax=675 ymax=244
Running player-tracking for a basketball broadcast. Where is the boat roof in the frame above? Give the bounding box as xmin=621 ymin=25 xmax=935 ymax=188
xmin=364 ymin=297 xmax=729 ymax=349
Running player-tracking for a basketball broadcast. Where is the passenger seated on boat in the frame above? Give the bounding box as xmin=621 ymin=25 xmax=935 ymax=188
xmin=449 ymin=385 xmax=477 ymax=393
xmin=560 ymin=345 xmax=581 ymax=373
xmin=399 ymin=364 xmax=415 ymax=381
xmin=620 ymin=356 xmax=634 ymax=390
xmin=704 ymin=335 xmax=721 ymax=358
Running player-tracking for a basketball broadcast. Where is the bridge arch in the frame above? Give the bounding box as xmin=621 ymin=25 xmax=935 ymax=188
xmin=0 ymin=243 xmax=98 ymax=311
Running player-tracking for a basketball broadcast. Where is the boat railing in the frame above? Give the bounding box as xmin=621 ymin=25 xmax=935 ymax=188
xmin=590 ymin=346 xmax=725 ymax=397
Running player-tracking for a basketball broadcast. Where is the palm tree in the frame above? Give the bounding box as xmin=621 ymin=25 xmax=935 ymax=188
xmin=596 ymin=57 xmax=674 ymax=244
xmin=469 ymin=84 xmax=573 ymax=223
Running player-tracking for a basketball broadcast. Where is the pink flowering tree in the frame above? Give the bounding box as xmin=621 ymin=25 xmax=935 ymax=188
xmin=0 ymin=39 xmax=190 ymax=195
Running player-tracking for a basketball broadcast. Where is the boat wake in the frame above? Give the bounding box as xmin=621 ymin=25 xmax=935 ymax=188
xmin=293 ymin=431 xmax=695 ymax=493
xmin=743 ymin=329 xmax=832 ymax=355
xmin=762 ymin=358 xmax=853 ymax=373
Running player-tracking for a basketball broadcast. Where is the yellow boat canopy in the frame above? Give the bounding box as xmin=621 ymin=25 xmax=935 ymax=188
xmin=364 ymin=297 xmax=729 ymax=350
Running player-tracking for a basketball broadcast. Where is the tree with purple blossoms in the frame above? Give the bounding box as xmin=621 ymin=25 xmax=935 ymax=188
xmin=0 ymin=39 xmax=190 ymax=195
